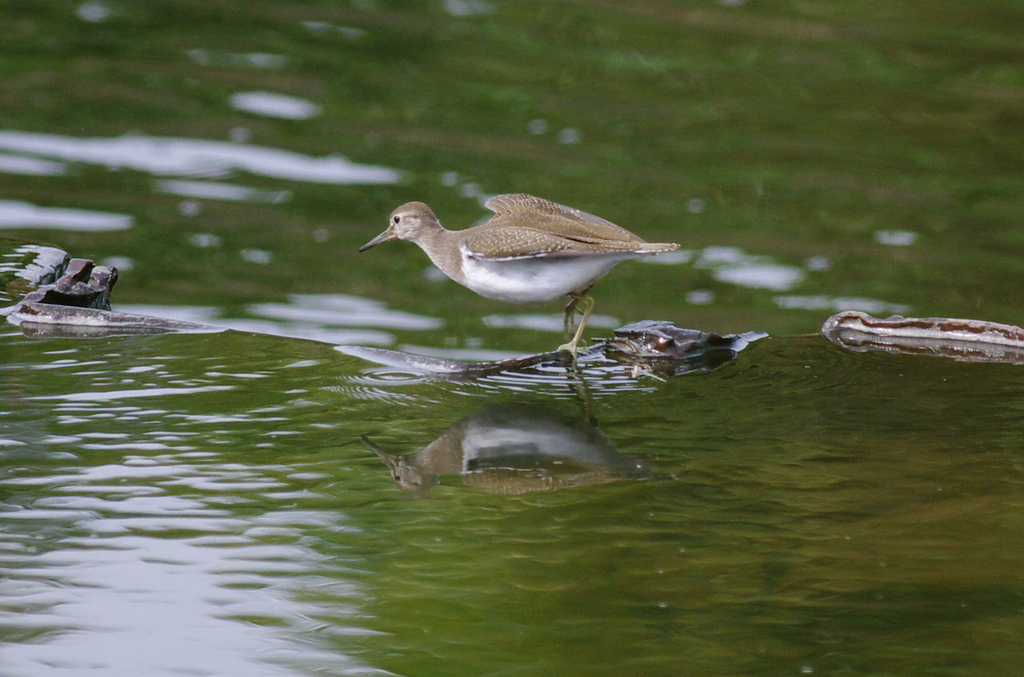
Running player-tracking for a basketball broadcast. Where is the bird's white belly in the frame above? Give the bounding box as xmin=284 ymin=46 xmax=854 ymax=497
xmin=458 ymin=255 xmax=631 ymax=303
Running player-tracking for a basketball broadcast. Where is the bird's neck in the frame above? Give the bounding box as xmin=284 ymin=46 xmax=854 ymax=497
xmin=415 ymin=226 xmax=463 ymax=279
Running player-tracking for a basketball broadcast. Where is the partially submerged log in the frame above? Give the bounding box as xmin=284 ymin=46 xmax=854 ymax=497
xmin=822 ymin=311 xmax=1024 ymax=364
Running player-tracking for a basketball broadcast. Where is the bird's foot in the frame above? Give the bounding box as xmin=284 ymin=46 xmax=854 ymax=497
xmin=556 ymin=339 xmax=590 ymax=356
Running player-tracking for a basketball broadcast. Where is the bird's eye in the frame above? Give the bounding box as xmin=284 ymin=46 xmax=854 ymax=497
xmin=392 ymin=215 xmax=401 ymax=225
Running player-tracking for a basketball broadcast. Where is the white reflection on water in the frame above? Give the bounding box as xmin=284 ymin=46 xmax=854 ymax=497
xmin=443 ymin=0 xmax=494 ymax=16
xmin=101 ymin=255 xmax=135 ymax=271
xmin=113 ymin=294 xmax=442 ymax=346
xmin=187 ymin=49 xmax=289 ymax=70
xmin=396 ymin=343 xmax=528 ymax=362
xmin=0 ymin=130 xmax=403 ymax=184
xmin=214 ymin=319 xmax=394 ymax=346
xmin=875 ymin=229 xmax=918 ymax=246
xmin=695 ymin=246 xmax=805 ymax=291
xmin=111 ymin=304 xmax=220 ymax=324
xmin=0 ymin=243 xmax=68 ymax=285
xmin=687 ymin=289 xmax=715 ymax=304
xmin=153 ymin=179 xmax=292 ymax=204
xmin=75 ymin=0 xmax=111 ymax=22
xmin=714 ymin=262 xmax=804 ymax=291
xmin=643 ymin=246 xmax=810 ymax=292
xmin=482 ymin=313 xmax=619 ymax=332
xmin=229 ymin=91 xmax=322 ymax=120
xmin=248 ymin=294 xmax=444 ymax=331
xmin=30 ymin=385 xmax=235 ymax=403
xmin=0 ymin=199 xmax=133 ymax=232
xmin=0 ymin=153 xmax=67 ymax=176
xmin=773 ymin=294 xmax=911 ymax=315
xmin=300 ymin=21 xmax=368 ymax=41
xmin=240 ymin=248 xmax=274 ymax=265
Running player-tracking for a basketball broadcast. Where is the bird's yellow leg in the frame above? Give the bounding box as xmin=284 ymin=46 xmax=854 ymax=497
xmin=557 ymin=296 xmax=595 ymax=358
xmin=563 ymin=293 xmax=582 ymax=338
xmin=562 ymin=285 xmax=595 ymax=339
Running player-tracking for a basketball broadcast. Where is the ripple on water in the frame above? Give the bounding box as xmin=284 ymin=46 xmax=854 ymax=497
xmin=0 ymin=440 xmax=384 ymax=676
xmin=0 ymin=520 xmax=382 ymax=675
xmin=348 ymin=367 xmax=434 ymax=386
xmin=463 ymin=363 xmax=661 ymax=398
xmin=329 ymin=368 xmax=440 ymax=405
xmin=333 ymin=360 xmax=660 ymax=403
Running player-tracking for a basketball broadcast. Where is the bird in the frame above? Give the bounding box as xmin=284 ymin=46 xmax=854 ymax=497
xmin=359 ymin=193 xmax=679 ymax=359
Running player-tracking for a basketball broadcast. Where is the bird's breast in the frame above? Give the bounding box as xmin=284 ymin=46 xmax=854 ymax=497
xmin=457 ymin=254 xmax=632 ymax=303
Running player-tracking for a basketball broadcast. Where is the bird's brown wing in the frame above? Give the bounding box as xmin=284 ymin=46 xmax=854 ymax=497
xmin=460 ymin=226 xmax=668 ymax=261
xmin=484 ymin=194 xmax=644 ymax=244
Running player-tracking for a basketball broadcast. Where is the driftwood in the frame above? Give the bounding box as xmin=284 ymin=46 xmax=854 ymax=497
xmin=822 ymin=311 xmax=1024 ymax=364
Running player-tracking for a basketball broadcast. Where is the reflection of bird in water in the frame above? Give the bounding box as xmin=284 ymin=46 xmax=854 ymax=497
xmin=363 ymin=404 xmax=654 ymax=495
xmin=359 ymin=194 xmax=679 ymax=359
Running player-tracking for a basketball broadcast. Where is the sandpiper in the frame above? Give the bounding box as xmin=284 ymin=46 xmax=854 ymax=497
xmin=359 ymin=193 xmax=679 ymax=358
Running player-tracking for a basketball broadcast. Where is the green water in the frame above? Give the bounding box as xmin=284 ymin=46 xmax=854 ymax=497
xmin=3 ymin=1 xmax=1024 ymax=675
xmin=4 ymin=328 xmax=1024 ymax=676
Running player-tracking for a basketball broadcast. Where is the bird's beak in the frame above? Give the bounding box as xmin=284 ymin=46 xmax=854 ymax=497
xmin=359 ymin=229 xmax=395 ymax=252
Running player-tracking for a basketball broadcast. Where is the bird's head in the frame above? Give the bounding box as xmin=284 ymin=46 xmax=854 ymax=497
xmin=359 ymin=202 xmax=440 ymax=251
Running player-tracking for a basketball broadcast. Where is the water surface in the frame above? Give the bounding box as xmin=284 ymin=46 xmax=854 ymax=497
xmin=3 ymin=1 xmax=1024 ymax=675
